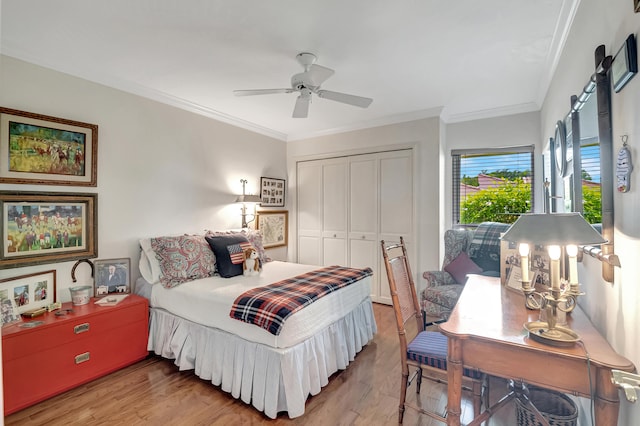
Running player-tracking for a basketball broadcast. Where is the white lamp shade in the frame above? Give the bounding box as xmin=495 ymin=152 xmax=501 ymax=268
xmin=235 ymin=194 xmax=262 ymax=203
xmin=501 ymin=213 xmax=606 ymax=246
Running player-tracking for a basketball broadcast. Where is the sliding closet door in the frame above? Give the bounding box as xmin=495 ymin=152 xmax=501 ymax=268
xmin=321 ymin=158 xmax=348 ymax=266
xmin=297 ymin=161 xmax=323 ymax=265
xmin=378 ymin=150 xmax=413 ymax=304
xmin=297 ymin=148 xmax=413 ymax=305
xmin=348 ymin=154 xmax=379 ymax=301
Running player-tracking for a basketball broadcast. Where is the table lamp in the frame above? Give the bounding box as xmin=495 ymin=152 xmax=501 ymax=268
xmin=235 ymin=179 xmax=262 ymax=228
xmin=501 ymin=212 xmax=606 ymax=346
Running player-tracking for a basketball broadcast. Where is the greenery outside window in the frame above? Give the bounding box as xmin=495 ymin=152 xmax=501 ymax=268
xmin=452 ymin=146 xmax=535 ymax=225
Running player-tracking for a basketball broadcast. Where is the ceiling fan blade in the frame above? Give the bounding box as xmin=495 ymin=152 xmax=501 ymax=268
xmin=306 ymin=64 xmax=335 ymax=86
xmin=292 ymin=93 xmax=311 ymax=118
xmin=316 ymin=90 xmax=373 ymax=108
xmin=233 ymin=88 xmax=293 ymax=96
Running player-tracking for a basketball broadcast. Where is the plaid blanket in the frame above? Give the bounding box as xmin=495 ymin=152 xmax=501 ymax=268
xmin=230 ymin=265 xmax=373 ymax=335
xmin=467 ymin=221 xmax=511 ymax=272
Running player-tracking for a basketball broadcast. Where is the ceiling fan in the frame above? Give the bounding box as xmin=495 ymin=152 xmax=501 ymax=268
xmin=233 ymin=52 xmax=373 ymax=118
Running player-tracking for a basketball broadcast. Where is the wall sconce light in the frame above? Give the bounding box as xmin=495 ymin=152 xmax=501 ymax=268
xmin=235 ymin=179 xmax=262 ymax=228
xmin=501 ymin=212 xmax=606 ymax=346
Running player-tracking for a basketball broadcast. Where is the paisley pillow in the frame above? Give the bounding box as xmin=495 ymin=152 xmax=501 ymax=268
xmin=149 ymin=235 xmax=216 ymax=288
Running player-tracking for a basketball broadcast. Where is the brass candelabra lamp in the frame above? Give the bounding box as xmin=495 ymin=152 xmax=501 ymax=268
xmin=502 ymin=212 xmax=606 ymax=346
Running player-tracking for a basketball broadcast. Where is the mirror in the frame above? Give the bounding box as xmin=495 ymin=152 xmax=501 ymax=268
xmin=554 ymin=45 xmax=617 ymax=281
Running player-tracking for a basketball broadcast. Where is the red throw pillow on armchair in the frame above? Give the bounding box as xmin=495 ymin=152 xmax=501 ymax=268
xmin=444 ymin=251 xmax=483 ymax=284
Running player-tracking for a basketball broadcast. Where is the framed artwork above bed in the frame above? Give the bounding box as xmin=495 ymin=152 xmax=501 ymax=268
xmin=256 ymin=210 xmax=288 ymax=248
xmin=260 ymin=177 xmax=285 ymax=207
xmin=0 ymin=107 xmax=98 ymax=186
xmin=0 ymin=191 xmax=98 ymax=268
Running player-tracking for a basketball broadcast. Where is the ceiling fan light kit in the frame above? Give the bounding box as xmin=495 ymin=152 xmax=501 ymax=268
xmin=233 ymin=52 xmax=373 ymax=118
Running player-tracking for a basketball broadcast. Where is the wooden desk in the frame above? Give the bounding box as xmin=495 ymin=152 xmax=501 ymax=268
xmin=439 ymin=275 xmax=635 ymax=426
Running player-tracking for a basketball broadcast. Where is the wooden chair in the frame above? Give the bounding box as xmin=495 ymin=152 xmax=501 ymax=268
xmin=381 ymin=237 xmax=484 ymax=424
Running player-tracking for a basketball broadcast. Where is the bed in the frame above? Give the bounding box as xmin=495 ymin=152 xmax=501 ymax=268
xmin=135 ymin=230 xmax=377 ymax=419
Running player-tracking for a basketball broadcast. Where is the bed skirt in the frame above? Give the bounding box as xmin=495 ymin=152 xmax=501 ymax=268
xmin=147 ymin=297 xmax=377 ymax=419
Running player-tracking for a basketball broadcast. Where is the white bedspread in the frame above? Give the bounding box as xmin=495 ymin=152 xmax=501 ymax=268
xmin=143 ymin=261 xmax=372 ymax=348
xmin=143 ymin=260 xmax=377 ymax=418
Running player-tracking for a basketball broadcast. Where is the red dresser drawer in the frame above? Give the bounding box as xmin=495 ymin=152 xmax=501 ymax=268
xmin=2 ymin=294 xmax=149 ymax=415
xmin=3 ymin=298 xmax=148 ymax=361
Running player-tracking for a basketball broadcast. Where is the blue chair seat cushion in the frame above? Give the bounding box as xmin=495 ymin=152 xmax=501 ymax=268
xmin=406 ymin=331 xmax=483 ymax=380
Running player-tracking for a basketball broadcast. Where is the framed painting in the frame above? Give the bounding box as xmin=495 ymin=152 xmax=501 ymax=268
xmin=0 ymin=107 xmax=98 ymax=186
xmin=0 ymin=191 xmax=98 ymax=268
xmin=93 ymin=258 xmax=131 ymax=297
xmin=260 ymin=177 xmax=285 ymax=207
xmin=256 ymin=210 xmax=288 ymax=248
xmin=0 ymin=270 xmax=56 ymax=319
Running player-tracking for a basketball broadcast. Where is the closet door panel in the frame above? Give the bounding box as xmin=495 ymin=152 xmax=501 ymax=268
xmin=379 ymin=153 xmax=412 ymax=237
xmin=349 ymin=156 xmax=377 ymax=238
xmin=323 ymin=237 xmax=347 ymax=266
xmin=322 ymin=159 xmax=348 ymax=236
xmin=298 ymin=236 xmax=321 ymax=266
xmin=297 ymin=162 xmax=323 ymax=264
xmin=297 ymin=162 xmax=323 ymax=234
xmin=349 ymin=238 xmax=378 ymax=300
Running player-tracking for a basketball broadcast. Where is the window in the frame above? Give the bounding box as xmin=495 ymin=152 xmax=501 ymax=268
xmin=452 ymin=146 xmax=535 ymax=225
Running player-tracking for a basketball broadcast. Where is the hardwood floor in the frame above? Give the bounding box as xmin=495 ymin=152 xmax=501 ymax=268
xmin=5 ymin=303 xmax=482 ymax=426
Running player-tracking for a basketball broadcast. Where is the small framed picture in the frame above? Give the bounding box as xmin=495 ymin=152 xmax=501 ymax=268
xmin=0 ymin=270 xmax=56 ymax=318
xmin=93 ymin=258 xmax=131 ymax=297
xmin=256 ymin=210 xmax=288 ymax=248
xmin=260 ymin=177 xmax=285 ymax=207
xmin=611 ymin=34 xmax=638 ymax=93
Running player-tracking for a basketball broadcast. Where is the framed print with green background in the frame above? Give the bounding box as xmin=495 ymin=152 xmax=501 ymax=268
xmin=0 ymin=107 xmax=98 ymax=186
xmin=256 ymin=210 xmax=288 ymax=248
xmin=0 ymin=270 xmax=56 ymax=317
xmin=0 ymin=191 xmax=97 ymax=268
xmin=260 ymin=177 xmax=285 ymax=207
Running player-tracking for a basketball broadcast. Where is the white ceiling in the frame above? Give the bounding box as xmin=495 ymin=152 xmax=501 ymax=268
xmin=0 ymin=0 xmax=578 ymax=141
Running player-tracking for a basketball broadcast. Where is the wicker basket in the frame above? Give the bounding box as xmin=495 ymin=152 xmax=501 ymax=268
xmin=515 ymin=386 xmax=578 ymax=426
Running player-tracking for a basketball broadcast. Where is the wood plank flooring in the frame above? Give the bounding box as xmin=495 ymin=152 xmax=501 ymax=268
xmin=5 ymin=303 xmax=487 ymax=426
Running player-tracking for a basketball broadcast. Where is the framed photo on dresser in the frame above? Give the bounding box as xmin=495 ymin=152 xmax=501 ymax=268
xmin=0 ymin=270 xmax=56 ymax=317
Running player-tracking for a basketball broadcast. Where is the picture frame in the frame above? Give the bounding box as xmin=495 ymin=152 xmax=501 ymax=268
xmin=0 ymin=191 xmax=98 ymax=268
xmin=500 ymin=239 xmax=551 ymax=288
xmin=93 ymin=258 xmax=131 ymax=297
xmin=0 ymin=270 xmax=56 ymax=318
xmin=0 ymin=107 xmax=98 ymax=186
xmin=260 ymin=177 xmax=285 ymax=207
xmin=611 ymin=34 xmax=638 ymax=93
xmin=256 ymin=210 xmax=288 ymax=248
xmin=635 ymin=0 xmax=640 ymax=13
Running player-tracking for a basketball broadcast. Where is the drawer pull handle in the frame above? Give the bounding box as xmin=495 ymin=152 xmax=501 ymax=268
xmin=74 ymin=323 xmax=90 ymax=334
xmin=75 ymin=352 xmax=90 ymax=364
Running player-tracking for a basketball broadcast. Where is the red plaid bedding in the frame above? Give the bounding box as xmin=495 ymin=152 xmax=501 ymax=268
xmin=230 ymin=265 xmax=373 ymax=335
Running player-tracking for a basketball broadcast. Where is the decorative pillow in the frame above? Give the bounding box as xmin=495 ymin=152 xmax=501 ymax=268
xmin=444 ymin=251 xmax=483 ymax=284
xmin=149 ymin=235 xmax=216 ymax=288
xmin=205 ymin=234 xmax=253 ymax=278
xmin=139 ymin=238 xmax=163 ymax=283
xmin=241 ymin=228 xmax=271 ymax=264
xmin=205 ymin=228 xmax=271 ymax=264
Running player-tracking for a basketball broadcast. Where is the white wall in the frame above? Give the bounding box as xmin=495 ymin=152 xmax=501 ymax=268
xmin=540 ymin=0 xmax=640 ymax=423
xmin=0 ymin=55 xmax=288 ymax=298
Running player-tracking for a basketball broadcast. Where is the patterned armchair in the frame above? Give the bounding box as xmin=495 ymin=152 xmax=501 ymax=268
xmin=421 ymin=222 xmax=511 ymax=321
